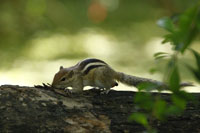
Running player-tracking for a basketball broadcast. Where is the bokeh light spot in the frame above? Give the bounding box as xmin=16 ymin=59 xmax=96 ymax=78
xmin=88 ymin=1 xmax=107 ymax=23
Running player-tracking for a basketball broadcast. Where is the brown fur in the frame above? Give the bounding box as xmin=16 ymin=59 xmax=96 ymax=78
xmin=51 ymin=58 xmax=173 ymax=92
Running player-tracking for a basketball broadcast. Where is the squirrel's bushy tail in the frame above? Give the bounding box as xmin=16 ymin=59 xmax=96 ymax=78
xmin=115 ymin=72 xmax=192 ymax=89
xmin=115 ymin=72 xmax=164 ymax=87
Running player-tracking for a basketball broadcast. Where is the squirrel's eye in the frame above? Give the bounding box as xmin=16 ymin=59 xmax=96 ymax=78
xmin=60 ymin=77 xmax=66 ymax=81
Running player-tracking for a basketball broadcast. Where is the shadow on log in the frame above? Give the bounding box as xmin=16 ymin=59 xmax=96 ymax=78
xmin=0 ymin=85 xmax=200 ymax=133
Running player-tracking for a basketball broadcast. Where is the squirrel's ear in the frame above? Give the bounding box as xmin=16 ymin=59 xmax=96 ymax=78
xmin=60 ymin=66 xmax=64 ymax=70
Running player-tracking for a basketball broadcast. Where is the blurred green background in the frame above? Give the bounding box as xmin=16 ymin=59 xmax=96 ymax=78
xmin=0 ymin=0 xmax=199 ymax=91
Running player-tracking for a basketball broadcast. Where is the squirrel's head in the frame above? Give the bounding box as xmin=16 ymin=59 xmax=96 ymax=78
xmin=51 ymin=66 xmax=75 ymax=88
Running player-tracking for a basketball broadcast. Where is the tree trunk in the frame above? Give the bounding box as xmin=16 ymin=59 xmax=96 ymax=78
xmin=0 ymin=85 xmax=200 ymax=133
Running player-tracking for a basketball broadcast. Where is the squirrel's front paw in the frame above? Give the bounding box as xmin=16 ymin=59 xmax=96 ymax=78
xmin=100 ymin=89 xmax=111 ymax=95
xmin=65 ymin=88 xmax=83 ymax=94
xmin=64 ymin=88 xmax=74 ymax=94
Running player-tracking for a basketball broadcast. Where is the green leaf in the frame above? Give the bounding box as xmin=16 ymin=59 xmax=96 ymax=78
xmin=198 ymin=20 xmax=200 ymax=30
xmin=153 ymin=100 xmax=167 ymax=120
xmin=178 ymin=5 xmax=199 ymax=32
xmin=172 ymin=94 xmax=186 ymax=110
xmin=159 ymin=5 xmax=200 ymax=53
xmin=175 ymin=90 xmax=194 ymax=101
xmin=134 ymin=92 xmax=154 ymax=111
xmin=179 ymin=27 xmax=198 ymax=53
xmin=169 ymin=63 xmax=180 ymax=91
xmin=129 ymin=113 xmax=148 ymax=127
xmin=155 ymin=55 xmax=168 ymax=60
xmin=157 ymin=17 xmax=175 ymax=32
xmin=186 ymin=64 xmax=200 ymax=82
xmin=186 ymin=50 xmax=200 ymax=82
xmin=191 ymin=49 xmax=200 ymax=71
xmin=137 ymin=82 xmax=158 ymax=91
xmin=191 ymin=69 xmax=200 ymax=81
xmin=154 ymin=52 xmax=169 ymax=60
xmin=154 ymin=52 xmax=168 ymax=57
xmin=149 ymin=67 xmax=157 ymax=74
xmin=162 ymin=34 xmax=173 ymax=44
xmin=166 ymin=105 xmax=183 ymax=116
xmin=177 ymin=5 xmax=200 ymax=53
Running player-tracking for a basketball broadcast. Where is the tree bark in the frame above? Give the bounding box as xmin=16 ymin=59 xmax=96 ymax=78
xmin=0 ymin=85 xmax=200 ymax=133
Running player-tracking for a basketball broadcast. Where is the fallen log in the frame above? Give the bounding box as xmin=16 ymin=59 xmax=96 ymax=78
xmin=0 ymin=85 xmax=200 ymax=133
